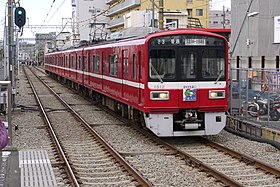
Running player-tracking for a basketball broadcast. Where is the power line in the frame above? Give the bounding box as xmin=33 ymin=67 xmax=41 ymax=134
xmin=38 ymin=0 xmax=56 ymax=32
xmin=46 ymin=0 xmax=67 ymax=25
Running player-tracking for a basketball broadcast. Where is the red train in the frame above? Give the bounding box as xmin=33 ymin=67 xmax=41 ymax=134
xmin=45 ymin=29 xmax=228 ymax=137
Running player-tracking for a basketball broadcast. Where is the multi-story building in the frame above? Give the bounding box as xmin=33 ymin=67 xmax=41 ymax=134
xmin=18 ymin=42 xmax=36 ymax=63
xmin=74 ymin=0 xmax=109 ymax=41
xmin=230 ymin=0 xmax=280 ymax=92
xmin=231 ymin=0 xmax=280 ymax=58
xmin=35 ymin=33 xmax=56 ymax=63
xmin=105 ymin=0 xmax=209 ymax=32
xmin=209 ymin=9 xmax=231 ymax=28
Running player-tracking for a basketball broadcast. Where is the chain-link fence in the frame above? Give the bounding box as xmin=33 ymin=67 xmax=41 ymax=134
xmin=229 ymin=66 xmax=280 ymax=129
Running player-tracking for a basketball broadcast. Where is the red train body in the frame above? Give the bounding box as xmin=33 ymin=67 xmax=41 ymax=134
xmin=45 ymin=29 xmax=228 ymax=137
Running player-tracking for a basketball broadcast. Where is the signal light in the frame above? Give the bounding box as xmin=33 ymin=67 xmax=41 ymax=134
xmin=14 ymin=7 xmax=26 ymax=28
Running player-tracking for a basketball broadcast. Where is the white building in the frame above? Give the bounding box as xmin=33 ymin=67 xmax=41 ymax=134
xmin=75 ymin=0 xmax=109 ymax=41
xmin=209 ymin=9 xmax=231 ymax=28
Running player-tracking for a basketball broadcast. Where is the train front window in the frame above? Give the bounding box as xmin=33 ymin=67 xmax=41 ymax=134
xmin=181 ymin=51 xmax=197 ymax=79
xmin=202 ymin=49 xmax=225 ymax=79
xmin=149 ymin=49 xmax=176 ymax=81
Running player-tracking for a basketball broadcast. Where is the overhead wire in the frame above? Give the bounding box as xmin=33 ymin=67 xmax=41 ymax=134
xmin=46 ymin=0 xmax=67 ymax=25
xmin=38 ymin=0 xmax=56 ymax=32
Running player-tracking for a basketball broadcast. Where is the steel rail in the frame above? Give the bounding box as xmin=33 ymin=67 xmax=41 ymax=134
xmin=202 ymin=137 xmax=280 ymax=177
xmin=131 ymin=127 xmax=244 ymax=187
xmin=29 ymin=66 xmax=153 ymax=187
xmin=36 ymin=66 xmax=243 ymax=187
xmin=23 ymin=66 xmax=80 ymax=187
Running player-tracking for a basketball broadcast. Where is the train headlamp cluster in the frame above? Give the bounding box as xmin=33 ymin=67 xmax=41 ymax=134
xmin=209 ymin=90 xmax=225 ymax=99
xmin=150 ymin=91 xmax=169 ymax=100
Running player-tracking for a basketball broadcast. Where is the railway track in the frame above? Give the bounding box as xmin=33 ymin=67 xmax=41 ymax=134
xmin=23 ymin=66 xmax=153 ymax=186
xmin=164 ymin=136 xmax=280 ymax=186
xmin=30 ymin=66 xmax=280 ymax=186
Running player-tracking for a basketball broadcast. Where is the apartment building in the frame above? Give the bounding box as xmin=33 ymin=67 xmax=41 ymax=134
xmin=105 ymin=0 xmax=209 ymax=32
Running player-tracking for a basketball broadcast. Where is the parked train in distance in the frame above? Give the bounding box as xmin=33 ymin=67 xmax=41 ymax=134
xmin=45 ymin=28 xmax=228 ymax=137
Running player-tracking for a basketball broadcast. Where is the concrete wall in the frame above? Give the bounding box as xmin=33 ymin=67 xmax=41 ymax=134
xmin=76 ymin=0 xmax=109 ymax=41
xmin=231 ymin=0 xmax=280 ymax=58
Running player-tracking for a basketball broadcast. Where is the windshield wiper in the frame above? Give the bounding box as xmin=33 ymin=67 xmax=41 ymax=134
xmin=150 ymin=63 xmax=163 ymax=83
xmin=214 ymin=70 xmax=223 ymax=84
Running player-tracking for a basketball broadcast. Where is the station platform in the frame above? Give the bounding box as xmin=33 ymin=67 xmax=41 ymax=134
xmin=0 ymin=149 xmax=57 ymax=187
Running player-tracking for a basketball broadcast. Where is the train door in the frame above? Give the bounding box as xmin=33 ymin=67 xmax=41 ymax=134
xmin=75 ymin=53 xmax=78 ymax=81
xmin=82 ymin=50 xmax=86 ymax=86
xmin=101 ymin=52 xmax=105 ymax=90
xmin=87 ymin=51 xmax=91 ymax=86
xmin=65 ymin=54 xmax=69 ymax=78
xmin=136 ymin=52 xmax=142 ymax=104
xmin=122 ymin=50 xmax=128 ymax=98
xmin=62 ymin=54 xmax=65 ymax=76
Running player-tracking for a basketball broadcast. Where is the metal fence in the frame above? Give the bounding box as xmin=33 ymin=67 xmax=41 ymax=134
xmin=228 ymin=66 xmax=280 ymax=129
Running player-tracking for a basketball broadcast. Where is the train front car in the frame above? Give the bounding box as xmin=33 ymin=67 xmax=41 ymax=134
xmin=143 ymin=30 xmax=228 ymax=137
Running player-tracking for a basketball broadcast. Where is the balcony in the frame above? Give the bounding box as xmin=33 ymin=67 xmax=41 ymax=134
xmin=106 ymin=0 xmax=140 ymax=17
xmin=106 ymin=17 xmax=124 ymax=29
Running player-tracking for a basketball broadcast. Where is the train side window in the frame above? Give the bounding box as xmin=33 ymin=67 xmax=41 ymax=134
xmin=71 ymin=56 xmax=75 ymax=69
xmin=61 ymin=56 xmax=64 ymax=67
xmin=84 ymin=55 xmax=87 ymax=71
xmin=55 ymin=56 xmax=58 ymax=66
xmin=109 ymin=54 xmax=118 ymax=76
xmin=66 ymin=56 xmax=69 ymax=68
xmin=93 ymin=55 xmax=100 ymax=73
xmin=78 ymin=56 xmax=82 ymax=70
xmin=123 ymin=50 xmax=128 ymax=78
xmin=133 ymin=54 xmax=137 ymax=80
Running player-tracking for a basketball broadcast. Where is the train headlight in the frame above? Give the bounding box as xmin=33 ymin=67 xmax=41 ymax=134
xmin=209 ymin=90 xmax=225 ymax=99
xmin=150 ymin=91 xmax=169 ymax=100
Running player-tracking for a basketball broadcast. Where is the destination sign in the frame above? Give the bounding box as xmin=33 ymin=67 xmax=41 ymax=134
xmin=150 ymin=35 xmax=225 ymax=47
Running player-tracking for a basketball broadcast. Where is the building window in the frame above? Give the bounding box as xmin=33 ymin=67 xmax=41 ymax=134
xmin=196 ymin=9 xmax=203 ymax=16
xmin=166 ymin=19 xmax=179 ymax=28
xmin=187 ymin=9 xmax=192 ymax=17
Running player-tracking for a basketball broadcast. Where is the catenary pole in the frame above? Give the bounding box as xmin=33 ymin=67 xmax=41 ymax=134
xmin=7 ymin=0 xmax=15 ymax=108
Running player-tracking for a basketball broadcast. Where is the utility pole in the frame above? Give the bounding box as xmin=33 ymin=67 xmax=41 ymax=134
xmin=151 ymin=0 xmax=155 ymax=28
xmin=159 ymin=0 xmax=164 ymax=30
xmin=8 ymin=0 xmax=15 ymax=107
xmin=223 ymin=6 xmax=225 ymax=28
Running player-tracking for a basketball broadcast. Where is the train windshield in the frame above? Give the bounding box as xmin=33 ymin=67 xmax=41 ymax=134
xmin=148 ymin=34 xmax=226 ymax=82
xmin=149 ymin=49 xmax=176 ymax=81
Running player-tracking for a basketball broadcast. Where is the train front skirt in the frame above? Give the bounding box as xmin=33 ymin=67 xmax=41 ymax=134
xmin=144 ymin=112 xmax=226 ymax=137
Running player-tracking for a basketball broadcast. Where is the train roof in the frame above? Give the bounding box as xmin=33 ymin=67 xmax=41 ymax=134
xmin=45 ymin=28 xmax=227 ymax=55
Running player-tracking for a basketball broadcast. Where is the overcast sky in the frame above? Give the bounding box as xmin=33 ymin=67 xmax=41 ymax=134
xmin=0 ymin=0 xmax=231 ymax=40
